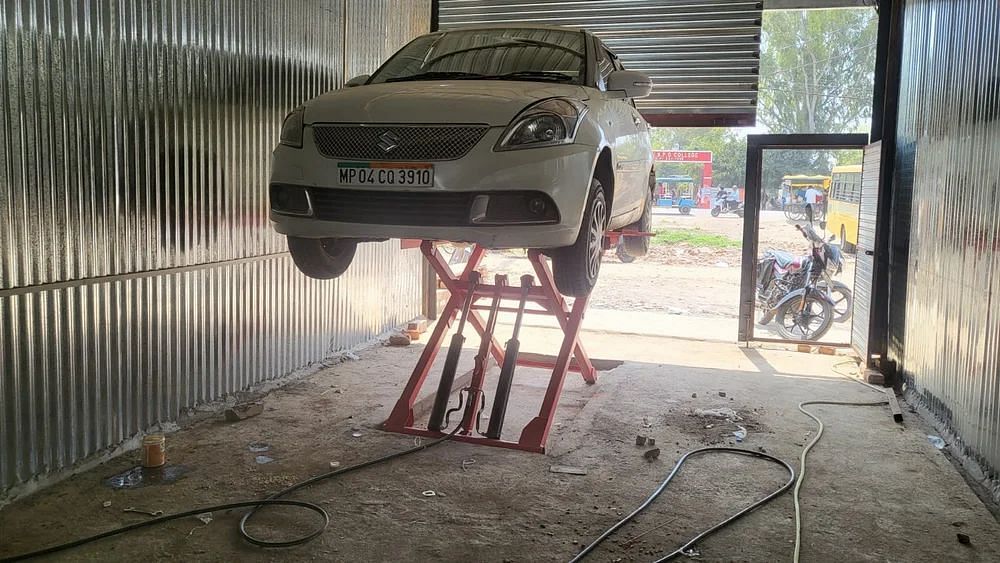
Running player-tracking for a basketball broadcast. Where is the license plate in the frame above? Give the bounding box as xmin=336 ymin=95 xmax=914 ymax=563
xmin=337 ymin=162 xmax=433 ymax=187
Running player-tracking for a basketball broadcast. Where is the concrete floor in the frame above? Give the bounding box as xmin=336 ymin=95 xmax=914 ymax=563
xmin=1 ymin=324 xmax=998 ymax=562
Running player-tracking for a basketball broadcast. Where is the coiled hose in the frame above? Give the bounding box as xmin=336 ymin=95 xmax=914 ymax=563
xmin=571 ymin=447 xmax=796 ymax=562
xmin=0 ymin=428 xmax=460 ymax=562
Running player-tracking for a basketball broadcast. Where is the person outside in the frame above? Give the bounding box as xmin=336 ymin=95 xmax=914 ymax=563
xmin=804 ymin=185 xmax=822 ymax=223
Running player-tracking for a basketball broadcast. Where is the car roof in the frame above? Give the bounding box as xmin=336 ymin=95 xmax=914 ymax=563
xmin=428 ymin=24 xmax=589 ymax=35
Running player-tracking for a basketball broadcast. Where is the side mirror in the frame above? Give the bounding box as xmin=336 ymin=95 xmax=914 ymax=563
xmin=345 ymin=74 xmax=370 ymax=88
xmin=607 ymin=70 xmax=652 ymax=99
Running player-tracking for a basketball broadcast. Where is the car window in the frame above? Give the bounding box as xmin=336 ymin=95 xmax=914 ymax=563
xmin=595 ymin=45 xmax=613 ymax=89
xmin=606 ymin=48 xmax=624 ymax=71
xmin=368 ymin=28 xmax=586 ymax=85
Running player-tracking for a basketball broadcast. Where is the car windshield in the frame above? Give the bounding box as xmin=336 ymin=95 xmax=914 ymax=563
xmin=368 ymin=28 xmax=586 ymax=85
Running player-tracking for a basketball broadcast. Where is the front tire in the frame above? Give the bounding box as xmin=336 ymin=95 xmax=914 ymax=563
xmin=775 ymin=293 xmax=834 ymax=341
xmin=287 ymin=237 xmax=357 ymax=279
xmin=552 ymin=179 xmax=607 ymax=297
xmin=679 ymin=205 xmax=691 ymax=215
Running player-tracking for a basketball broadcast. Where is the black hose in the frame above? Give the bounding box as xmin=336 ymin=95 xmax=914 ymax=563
xmin=570 ymin=447 xmax=796 ymax=563
xmin=1 ymin=428 xmax=460 ymax=562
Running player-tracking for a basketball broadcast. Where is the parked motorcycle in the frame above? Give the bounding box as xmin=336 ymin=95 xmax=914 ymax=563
xmin=755 ymin=224 xmax=844 ymax=340
xmin=711 ymin=191 xmax=744 ymax=218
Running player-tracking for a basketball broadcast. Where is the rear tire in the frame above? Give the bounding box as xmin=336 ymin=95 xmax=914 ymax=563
xmin=711 ymin=206 xmax=721 ymax=217
xmin=679 ymin=205 xmax=691 ymax=215
xmin=287 ymin=237 xmax=357 ymax=279
xmin=622 ymin=185 xmax=653 ymax=258
xmin=616 ymin=244 xmax=636 ymax=263
xmin=840 ymin=225 xmax=856 ymax=254
xmin=818 ymin=280 xmax=853 ymax=323
xmin=552 ymin=179 xmax=607 ymax=297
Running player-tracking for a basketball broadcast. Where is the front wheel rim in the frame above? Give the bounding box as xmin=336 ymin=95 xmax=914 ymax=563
xmin=587 ymin=196 xmax=607 ymax=279
xmin=781 ymin=297 xmax=826 ymax=339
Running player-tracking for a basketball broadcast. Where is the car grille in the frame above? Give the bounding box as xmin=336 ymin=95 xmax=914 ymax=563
xmin=311 ymin=124 xmax=490 ymax=161
xmin=308 ymin=188 xmax=474 ymax=226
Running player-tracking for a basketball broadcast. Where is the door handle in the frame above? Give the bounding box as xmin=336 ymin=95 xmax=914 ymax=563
xmin=864 ymin=250 xmax=874 ymax=256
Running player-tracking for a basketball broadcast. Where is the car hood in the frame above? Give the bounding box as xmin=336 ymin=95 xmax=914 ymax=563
xmin=304 ymin=81 xmax=590 ymax=126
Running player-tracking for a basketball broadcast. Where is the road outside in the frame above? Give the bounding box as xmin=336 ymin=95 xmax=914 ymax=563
xmin=481 ymin=206 xmax=857 ymax=344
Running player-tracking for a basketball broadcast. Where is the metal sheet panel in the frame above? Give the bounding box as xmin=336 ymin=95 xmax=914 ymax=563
xmin=851 ymin=141 xmax=880 ymax=360
xmin=893 ymin=0 xmax=1000 ymax=488
xmin=437 ymin=0 xmax=762 ymax=127
xmin=0 ymin=0 xmax=430 ymax=495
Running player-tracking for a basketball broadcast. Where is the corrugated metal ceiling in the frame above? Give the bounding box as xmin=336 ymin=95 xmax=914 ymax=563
xmin=437 ymin=0 xmax=763 ymax=127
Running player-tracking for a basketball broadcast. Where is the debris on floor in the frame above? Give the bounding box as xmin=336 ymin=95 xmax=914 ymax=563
xmin=733 ymin=426 xmax=748 ymax=442
xmin=693 ymin=407 xmax=739 ymax=420
xmin=254 ymin=455 xmax=274 ymax=465
xmin=643 ymin=448 xmax=661 ymax=461
xmin=927 ymin=435 xmax=946 ymax=449
xmin=247 ymin=442 xmax=271 ymax=453
xmin=224 ymin=401 xmax=264 ymax=422
xmin=635 ymin=435 xmax=648 ymax=446
xmin=406 ymin=318 xmax=429 ymax=340
xmin=549 ymin=465 xmax=588 ymax=476
xmin=101 ymin=500 xmax=112 ymax=508
xmin=958 ymin=533 xmax=972 ymax=545
xmin=718 ymin=391 xmax=727 ymax=398
xmin=329 ymin=461 xmax=341 ymax=469
xmin=387 ymin=332 xmax=412 ymax=347
xmin=195 ymin=512 xmax=213 ymax=525
xmin=104 ymin=465 xmax=190 ymax=489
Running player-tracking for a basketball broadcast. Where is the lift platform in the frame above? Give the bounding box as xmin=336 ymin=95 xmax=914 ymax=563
xmin=383 ymin=240 xmax=597 ymax=453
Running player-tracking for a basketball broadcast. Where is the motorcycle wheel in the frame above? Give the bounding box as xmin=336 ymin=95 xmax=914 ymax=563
xmin=774 ymin=293 xmax=834 ymax=341
xmin=735 ymin=208 xmax=744 ymax=218
xmin=817 ymin=281 xmax=853 ymax=323
xmin=711 ymin=206 xmax=721 ymax=217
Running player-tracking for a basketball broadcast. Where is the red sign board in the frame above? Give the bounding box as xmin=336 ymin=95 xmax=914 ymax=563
xmin=653 ymin=150 xmax=713 ymax=163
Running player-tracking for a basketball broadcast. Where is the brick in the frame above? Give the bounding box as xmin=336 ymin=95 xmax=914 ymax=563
xmin=818 ymin=346 xmax=837 ymax=356
xmin=864 ymin=369 xmax=885 ymax=386
xmin=797 ymin=344 xmax=813 ymax=353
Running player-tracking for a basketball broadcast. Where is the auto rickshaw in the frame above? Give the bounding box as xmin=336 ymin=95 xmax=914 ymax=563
xmin=655 ymin=175 xmax=696 ymax=215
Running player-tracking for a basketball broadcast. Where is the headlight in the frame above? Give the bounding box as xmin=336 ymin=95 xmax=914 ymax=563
xmin=279 ymin=106 xmax=305 ymax=148
xmin=496 ymin=98 xmax=587 ymax=151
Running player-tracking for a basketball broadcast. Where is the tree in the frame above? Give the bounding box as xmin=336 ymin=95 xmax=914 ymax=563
xmin=757 ymin=9 xmax=878 ymax=134
xmin=650 ymin=127 xmax=747 ymax=188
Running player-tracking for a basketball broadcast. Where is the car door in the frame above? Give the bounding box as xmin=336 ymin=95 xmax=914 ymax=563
xmin=599 ymin=42 xmax=648 ymax=221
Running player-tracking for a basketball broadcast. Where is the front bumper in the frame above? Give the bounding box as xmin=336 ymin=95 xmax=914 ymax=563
xmin=268 ymin=127 xmax=597 ymax=249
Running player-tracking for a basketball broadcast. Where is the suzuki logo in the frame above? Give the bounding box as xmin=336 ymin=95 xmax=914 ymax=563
xmin=376 ymin=130 xmax=400 ymax=153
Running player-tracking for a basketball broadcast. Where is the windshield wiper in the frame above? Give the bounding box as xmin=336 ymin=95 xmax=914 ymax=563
xmin=488 ymin=70 xmax=575 ymax=83
xmin=385 ymin=71 xmax=487 ymax=83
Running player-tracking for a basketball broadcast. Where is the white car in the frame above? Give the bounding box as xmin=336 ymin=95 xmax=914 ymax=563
xmin=269 ymin=26 xmax=654 ymax=296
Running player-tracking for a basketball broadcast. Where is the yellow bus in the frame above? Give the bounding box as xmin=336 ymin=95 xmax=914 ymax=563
xmin=826 ymin=164 xmax=862 ymax=251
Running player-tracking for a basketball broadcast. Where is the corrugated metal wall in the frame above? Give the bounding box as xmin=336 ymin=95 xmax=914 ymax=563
xmin=0 ymin=0 xmax=430 ymax=496
xmin=892 ymin=0 xmax=1000 ymax=487
xmin=437 ymin=0 xmax=762 ymax=127
xmin=851 ymin=141 xmax=880 ymax=360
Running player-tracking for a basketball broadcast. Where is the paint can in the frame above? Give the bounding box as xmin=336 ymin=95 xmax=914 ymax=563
xmin=142 ymin=434 xmax=166 ymax=468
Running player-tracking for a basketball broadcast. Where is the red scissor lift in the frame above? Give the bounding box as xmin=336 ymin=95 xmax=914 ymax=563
xmin=383 ymin=241 xmax=598 ymax=453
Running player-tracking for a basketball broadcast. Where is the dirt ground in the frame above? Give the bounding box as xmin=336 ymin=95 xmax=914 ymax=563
xmin=2 ymin=327 xmax=998 ymax=562
xmin=482 ymin=207 xmax=855 ymax=344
